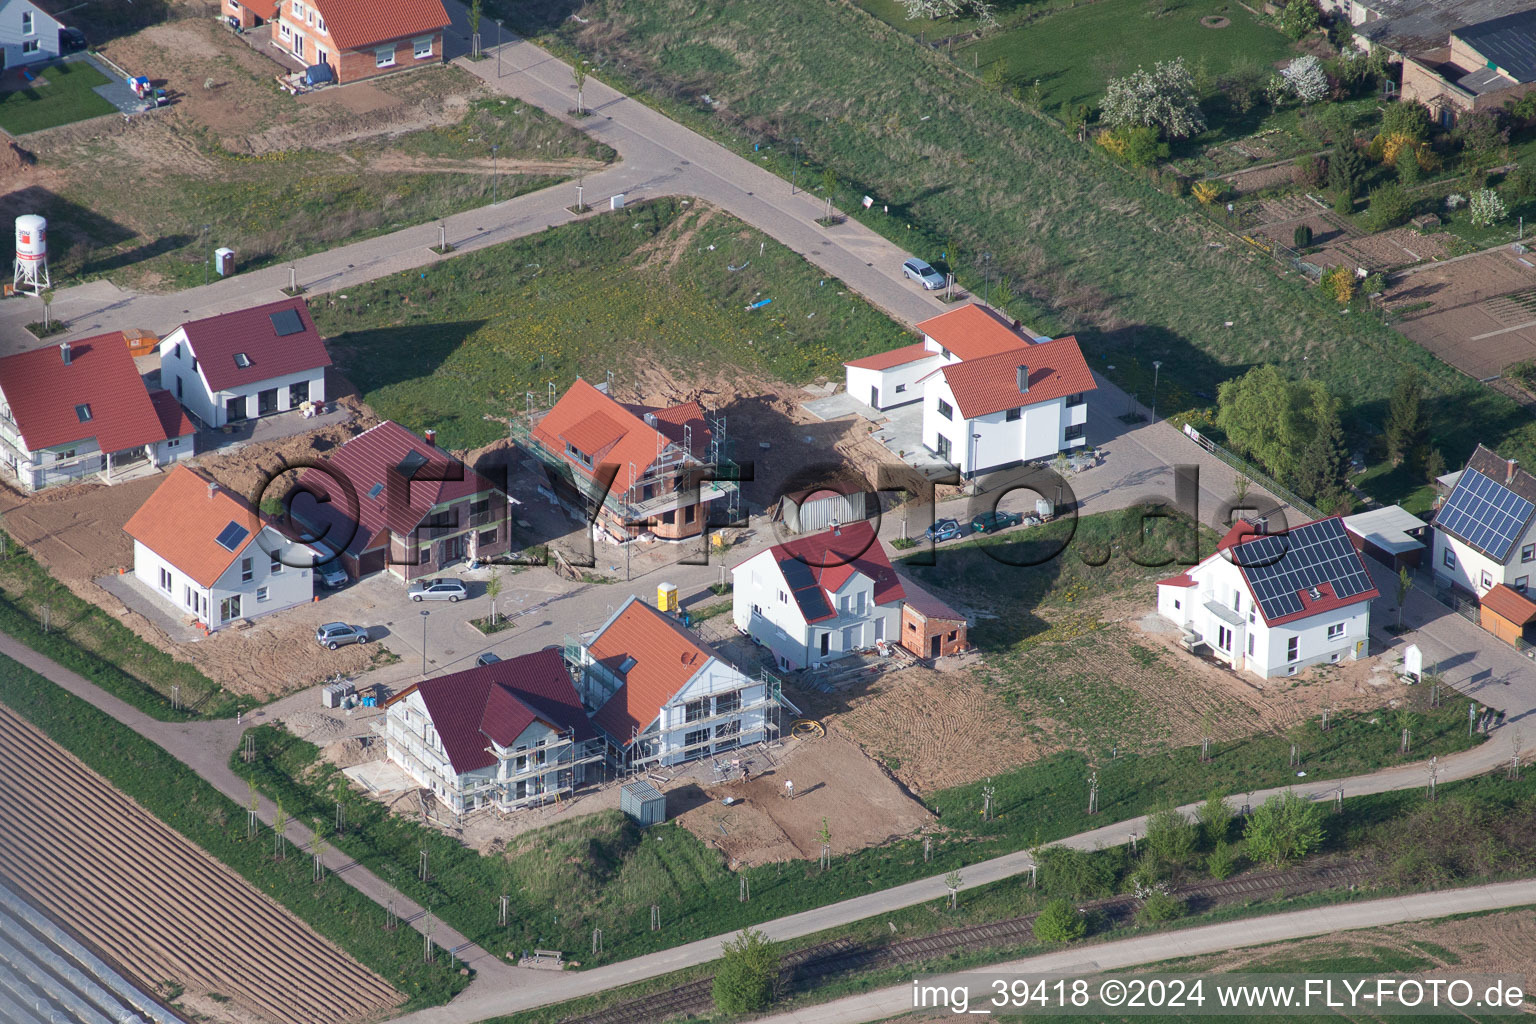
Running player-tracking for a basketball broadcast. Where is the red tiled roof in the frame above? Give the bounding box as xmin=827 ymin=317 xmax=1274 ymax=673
xmin=123 ymin=465 xmax=261 ymax=587
xmin=1481 ymin=584 xmax=1536 ymax=626
xmin=915 ymin=304 xmax=1035 ymax=361
xmin=934 ymin=335 xmax=1095 ymax=418
xmin=637 ymin=401 xmax=711 ymax=458
xmin=174 ymin=298 xmax=330 ymax=392
xmin=533 ymin=379 xmax=686 ymax=484
xmin=767 ymin=520 xmax=905 ymax=624
xmin=1216 ymin=520 xmax=1262 ymax=552
xmin=296 ymin=421 xmax=502 ymax=558
xmin=844 ymin=342 xmax=935 ymax=371
xmin=899 ymin=576 xmax=965 ymax=622
xmin=1157 ymin=572 xmax=1196 ymax=588
xmin=588 ymin=598 xmax=714 ymax=743
xmin=312 ymin=0 xmax=450 ymax=50
xmin=148 ymin=390 xmax=195 ymax=441
xmin=249 ymin=0 xmax=280 ymax=16
xmin=0 ymin=336 xmax=182 ymax=454
xmin=390 ymin=650 xmax=592 ymax=776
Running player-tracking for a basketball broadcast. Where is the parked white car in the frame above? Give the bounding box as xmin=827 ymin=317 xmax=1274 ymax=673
xmin=408 ymin=577 xmax=468 ymax=602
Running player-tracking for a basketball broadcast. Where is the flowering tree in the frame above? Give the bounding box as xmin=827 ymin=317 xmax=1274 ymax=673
xmin=1282 ymin=55 xmax=1329 ymax=104
xmin=1469 ymin=188 xmax=1507 ymax=227
xmin=1101 ymin=58 xmax=1206 ymax=140
xmin=899 ymin=0 xmax=998 ymax=27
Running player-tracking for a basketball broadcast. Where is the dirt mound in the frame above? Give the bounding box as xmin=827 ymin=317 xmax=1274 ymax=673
xmin=283 ymin=711 xmax=347 ymax=743
xmin=197 ymin=403 xmax=375 ymax=506
xmin=321 ymin=735 xmax=383 ymax=768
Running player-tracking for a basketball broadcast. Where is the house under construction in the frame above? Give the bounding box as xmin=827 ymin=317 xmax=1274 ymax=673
xmin=511 ymin=377 xmax=741 ymax=544
xmin=566 ymin=595 xmax=796 ymax=772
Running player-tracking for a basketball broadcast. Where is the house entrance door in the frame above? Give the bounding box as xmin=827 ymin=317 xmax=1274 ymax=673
xmin=930 ymin=635 xmax=941 ymax=658
xmin=439 ymin=534 xmax=467 ymax=565
xmin=871 ymin=385 xmax=879 ymax=409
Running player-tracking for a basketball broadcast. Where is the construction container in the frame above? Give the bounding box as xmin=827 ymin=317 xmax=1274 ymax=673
xmin=620 ymin=781 xmax=666 ymax=827
xmin=321 ymin=680 xmax=354 ymax=708
xmin=656 ymin=582 xmax=679 ymax=613
xmin=1036 ymin=498 xmax=1055 ymax=521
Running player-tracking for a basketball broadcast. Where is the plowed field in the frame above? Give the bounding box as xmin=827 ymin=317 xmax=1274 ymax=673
xmin=0 ymin=703 xmax=402 ymax=1024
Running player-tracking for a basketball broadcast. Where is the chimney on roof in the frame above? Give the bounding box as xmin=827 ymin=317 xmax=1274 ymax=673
xmin=643 ymin=412 xmax=657 ymax=427
xmin=59 ymin=341 xmax=71 ymax=366
xmin=424 ymin=428 xmax=437 ymax=448
xmin=207 ymin=480 xmax=218 ymax=500
xmin=1016 ymin=364 xmax=1029 ymax=393
xmin=1308 ymin=586 xmax=1322 ymax=601
xmin=1509 ymin=459 xmax=1520 ymax=485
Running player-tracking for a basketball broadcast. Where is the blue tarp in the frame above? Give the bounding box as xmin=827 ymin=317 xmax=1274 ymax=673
xmin=304 ymin=63 xmax=335 ymax=87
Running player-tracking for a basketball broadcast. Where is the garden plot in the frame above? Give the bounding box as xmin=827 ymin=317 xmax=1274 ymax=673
xmin=0 ymin=702 xmax=403 ymax=1024
xmin=1314 ymin=227 xmax=1454 ymax=274
xmin=1388 ymin=249 xmax=1536 ymax=380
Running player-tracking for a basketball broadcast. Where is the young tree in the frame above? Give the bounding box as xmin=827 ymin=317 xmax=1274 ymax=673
xmin=1396 ymin=565 xmax=1411 ymax=630
xmin=1469 ymin=188 xmax=1507 ymax=227
xmin=1366 ymin=181 xmax=1414 ymax=231
xmin=1196 ymin=789 xmax=1233 ymax=846
xmin=1385 ymin=368 xmax=1426 ymax=468
xmin=1032 ymin=899 xmax=1088 ymax=943
xmin=1243 ymin=791 xmax=1325 ymax=867
xmin=1424 ymin=448 xmax=1446 ymax=485
xmin=1292 ymin=391 xmax=1349 ymax=507
xmin=485 ymin=570 xmax=504 ymax=625
xmin=1144 ymin=802 xmax=1197 ymax=867
xmin=572 ymin=64 xmax=588 ymax=115
xmin=1279 ymin=0 xmax=1320 ymax=39
xmin=1100 ymin=57 xmax=1207 ymax=140
xmin=713 ymin=929 xmax=779 ymax=1014
xmin=1395 ymin=142 xmax=1421 ymax=184
xmin=1098 ymin=125 xmax=1170 ymax=167
xmin=1379 ymin=100 xmax=1432 ymax=141
xmin=1206 ymin=839 xmax=1236 ymax=879
xmin=1136 ymin=890 xmax=1187 ymax=924
xmin=1319 ymin=264 xmax=1356 ymax=305
xmin=468 ymin=0 xmax=482 ymax=56
xmin=1328 ymin=144 xmax=1367 ymax=199
xmin=1282 ymin=55 xmax=1329 ymax=104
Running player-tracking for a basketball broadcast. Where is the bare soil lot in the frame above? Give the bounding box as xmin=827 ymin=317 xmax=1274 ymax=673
xmin=1315 ymin=227 xmax=1454 ymax=274
xmin=1388 ymin=249 xmax=1536 ymax=379
xmin=0 ymin=702 xmax=402 ymax=1024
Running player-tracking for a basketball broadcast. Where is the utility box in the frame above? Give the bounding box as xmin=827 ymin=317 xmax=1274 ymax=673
xmin=620 ymin=781 xmax=666 ymax=827
xmin=214 ymin=247 xmax=235 ymax=276
xmin=610 ymin=193 xmax=626 ymax=210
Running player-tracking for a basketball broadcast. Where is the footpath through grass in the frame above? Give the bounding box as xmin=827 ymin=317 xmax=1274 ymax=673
xmin=503 ymin=0 xmax=1536 ymax=495
xmin=0 ymin=533 xmax=230 ymax=720
xmin=0 ymin=658 xmax=466 ymax=1010
xmin=0 ymin=59 xmax=115 ymax=135
xmin=310 ymin=198 xmax=910 ymax=449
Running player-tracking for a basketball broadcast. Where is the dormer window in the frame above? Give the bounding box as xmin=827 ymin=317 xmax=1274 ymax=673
xmin=565 ymin=443 xmax=593 ymax=468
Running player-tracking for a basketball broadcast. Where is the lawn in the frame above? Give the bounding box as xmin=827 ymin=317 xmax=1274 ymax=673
xmin=309 ymin=198 xmax=911 ymax=449
xmin=0 ymin=59 xmax=116 ymax=135
xmin=0 ymin=657 xmax=466 ymax=1009
xmin=0 ymin=531 xmax=233 ymax=720
xmin=957 ymin=0 xmax=1296 ymax=114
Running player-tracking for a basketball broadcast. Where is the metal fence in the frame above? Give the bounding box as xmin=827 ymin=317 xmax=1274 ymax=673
xmin=1181 ymin=425 xmax=1325 ymax=522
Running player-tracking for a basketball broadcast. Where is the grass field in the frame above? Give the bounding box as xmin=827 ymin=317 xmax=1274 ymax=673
xmin=0 ymin=658 xmax=466 ymax=1009
xmin=0 ymin=59 xmax=116 ymax=135
xmin=956 ymin=0 xmax=1296 ymax=113
xmin=0 ymin=532 xmax=231 ymax=720
xmin=501 ymin=0 xmax=1536 ymax=500
xmin=310 ymin=198 xmax=911 ymax=449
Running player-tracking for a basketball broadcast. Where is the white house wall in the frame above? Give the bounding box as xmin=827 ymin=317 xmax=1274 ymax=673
xmin=1433 ymin=526 xmax=1536 ymax=596
xmin=132 ymin=539 xmax=212 ymax=625
xmin=845 ymin=356 xmax=942 ymax=411
xmin=206 ymin=528 xmax=314 ymax=623
xmin=0 ymin=0 xmax=61 ymax=67
xmin=923 ymin=375 xmax=964 ymax=471
xmin=656 ymin=658 xmax=769 ymax=764
xmin=732 ymin=553 xmax=811 ymax=668
xmin=159 ymin=330 xmax=326 ymax=428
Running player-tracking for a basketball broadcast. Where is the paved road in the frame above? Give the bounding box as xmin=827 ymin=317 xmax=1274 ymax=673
xmin=745 ymin=878 xmax=1536 ymax=1024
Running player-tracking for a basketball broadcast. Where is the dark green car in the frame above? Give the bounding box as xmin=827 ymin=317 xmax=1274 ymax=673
xmin=970 ymin=509 xmax=1023 ymax=533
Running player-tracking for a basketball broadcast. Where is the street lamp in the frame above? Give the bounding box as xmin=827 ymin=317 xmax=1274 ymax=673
xmin=202 ymin=223 xmax=211 ymax=286
xmin=981 ymin=252 xmax=993 ymax=306
xmin=970 ymin=432 xmax=982 ymax=488
xmin=1151 ymin=360 xmax=1163 ymax=421
xmin=491 ymin=143 xmax=500 ymax=204
xmin=496 ymin=20 xmax=503 ymax=77
xmin=791 ymin=137 xmax=802 ymax=195
xmin=419 ymin=609 xmax=429 ymax=675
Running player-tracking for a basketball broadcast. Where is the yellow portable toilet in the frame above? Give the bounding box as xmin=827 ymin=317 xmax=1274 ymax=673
xmin=657 ymin=582 xmax=679 ymax=613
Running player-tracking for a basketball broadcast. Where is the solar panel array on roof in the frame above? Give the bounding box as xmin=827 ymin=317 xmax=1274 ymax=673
xmin=269 ymin=308 xmax=305 ymax=337
xmin=1435 ymin=468 xmax=1536 ymax=561
xmin=214 ymin=521 xmax=250 ymax=552
xmin=1234 ymin=518 xmax=1374 ymax=622
xmin=780 ymin=556 xmax=832 ymax=621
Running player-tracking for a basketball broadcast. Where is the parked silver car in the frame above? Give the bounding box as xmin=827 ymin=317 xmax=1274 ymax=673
xmin=408 ymin=577 xmax=468 ymax=602
xmin=902 ymin=257 xmax=945 ymax=290
xmin=316 ymin=622 xmax=369 ymax=650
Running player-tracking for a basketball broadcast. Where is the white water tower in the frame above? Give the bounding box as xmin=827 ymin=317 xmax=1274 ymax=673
xmin=13 ymin=215 xmax=50 ymax=296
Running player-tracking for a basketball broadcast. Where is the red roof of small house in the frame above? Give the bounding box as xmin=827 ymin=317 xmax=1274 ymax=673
xmin=628 ymin=400 xmax=711 ymax=458
xmin=123 ymin=465 xmax=262 ymax=588
xmin=533 ymin=379 xmax=689 ymax=484
xmin=914 ymin=304 xmax=1035 ymax=361
xmin=0 ymin=336 xmax=183 ymax=454
xmin=388 ymin=650 xmax=592 ymax=776
xmin=588 ymin=598 xmax=715 ymax=743
xmin=1157 ymin=572 xmax=1196 ymax=588
xmin=1216 ymin=520 xmax=1262 ymax=552
xmin=932 ymin=335 xmax=1095 ymax=418
xmin=173 ymin=298 xmax=330 ymax=392
xmin=1481 ymin=584 xmax=1536 ymax=626
xmin=844 ymin=342 xmax=935 ymax=371
xmin=311 ymin=0 xmax=450 ymax=50
xmin=147 ymin=390 xmax=195 ymax=441
xmin=296 ymin=421 xmax=502 ymax=558
xmin=763 ymin=520 xmax=905 ymax=624
xmin=899 ymin=576 xmax=966 ymax=622
xmin=243 ymin=0 xmax=280 ymax=16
